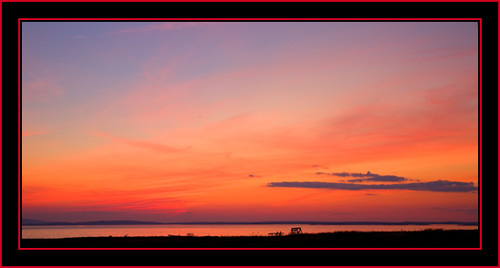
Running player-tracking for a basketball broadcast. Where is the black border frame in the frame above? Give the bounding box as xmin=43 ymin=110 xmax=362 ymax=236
xmin=3 ymin=1 xmax=498 ymax=266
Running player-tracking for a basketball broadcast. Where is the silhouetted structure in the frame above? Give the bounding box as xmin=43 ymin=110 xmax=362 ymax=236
xmin=290 ymin=227 xmax=302 ymax=235
xmin=268 ymin=231 xmax=283 ymax=236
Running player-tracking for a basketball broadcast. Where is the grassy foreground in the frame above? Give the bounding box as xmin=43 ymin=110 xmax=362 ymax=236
xmin=21 ymin=229 xmax=479 ymax=248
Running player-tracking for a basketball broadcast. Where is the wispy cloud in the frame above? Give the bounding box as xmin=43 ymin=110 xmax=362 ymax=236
xmin=267 ymin=180 xmax=477 ymax=193
xmin=22 ymin=130 xmax=49 ymax=137
xmin=22 ymin=74 xmax=63 ymax=103
xmin=312 ymin=164 xmax=328 ymax=169
xmin=90 ymin=132 xmax=191 ymax=153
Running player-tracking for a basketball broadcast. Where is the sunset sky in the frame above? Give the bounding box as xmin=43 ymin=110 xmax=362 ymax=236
xmin=21 ymin=21 xmax=479 ymax=223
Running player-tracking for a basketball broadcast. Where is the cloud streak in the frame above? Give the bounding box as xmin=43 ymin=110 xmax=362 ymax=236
xmin=267 ymin=180 xmax=477 ymax=193
xmin=22 ymin=130 xmax=49 ymax=137
xmin=90 ymin=132 xmax=191 ymax=153
xmin=22 ymin=74 xmax=63 ymax=103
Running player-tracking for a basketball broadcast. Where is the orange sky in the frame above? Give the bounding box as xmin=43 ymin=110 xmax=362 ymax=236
xmin=22 ymin=21 xmax=478 ymax=223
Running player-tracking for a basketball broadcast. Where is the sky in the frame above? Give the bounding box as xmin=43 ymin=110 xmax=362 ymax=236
xmin=21 ymin=21 xmax=479 ymax=223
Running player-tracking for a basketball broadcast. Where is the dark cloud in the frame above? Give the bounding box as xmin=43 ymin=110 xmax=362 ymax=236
xmin=249 ymin=174 xmax=261 ymax=178
xmin=266 ymin=180 xmax=477 ymax=193
xmin=316 ymin=171 xmax=350 ymax=177
xmin=351 ymin=172 xmax=371 ymax=178
xmin=317 ymin=171 xmax=409 ymax=183
xmin=347 ymin=175 xmax=407 ymax=183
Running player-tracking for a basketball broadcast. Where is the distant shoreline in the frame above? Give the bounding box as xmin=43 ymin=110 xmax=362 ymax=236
xmin=21 ymin=229 xmax=479 ymax=248
xmin=22 ymin=219 xmax=479 ymax=226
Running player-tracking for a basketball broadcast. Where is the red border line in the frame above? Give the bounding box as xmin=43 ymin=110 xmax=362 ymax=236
xmin=20 ymin=247 xmax=481 ymax=251
xmin=3 ymin=0 xmax=499 ymax=2
xmin=479 ymin=16 xmax=483 ymax=251
xmin=18 ymin=17 xmax=482 ymax=252
xmin=17 ymin=13 xmax=22 ymax=252
xmin=19 ymin=17 xmax=482 ymax=21
xmin=0 ymin=0 xmax=2 ymax=262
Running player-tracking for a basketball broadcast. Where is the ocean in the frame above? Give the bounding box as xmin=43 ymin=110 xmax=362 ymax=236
xmin=21 ymin=223 xmax=478 ymax=239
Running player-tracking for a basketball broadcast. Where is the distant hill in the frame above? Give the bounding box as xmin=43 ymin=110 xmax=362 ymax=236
xmin=22 ymin=218 xmax=52 ymax=225
xmin=22 ymin=219 xmax=165 ymax=226
xmin=158 ymin=221 xmax=478 ymax=226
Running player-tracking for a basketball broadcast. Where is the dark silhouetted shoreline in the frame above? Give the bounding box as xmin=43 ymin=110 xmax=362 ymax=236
xmin=21 ymin=229 xmax=479 ymax=248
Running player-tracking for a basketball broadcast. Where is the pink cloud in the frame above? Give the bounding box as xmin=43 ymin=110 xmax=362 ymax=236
xmin=22 ymin=130 xmax=48 ymax=137
xmin=22 ymin=74 xmax=63 ymax=103
xmin=90 ymin=131 xmax=191 ymax=153
xmin=314 ymin=83 xmax=477 ymax=160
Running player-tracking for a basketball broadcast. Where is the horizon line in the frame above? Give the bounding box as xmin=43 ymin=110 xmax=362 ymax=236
xmin=22 ymin=218 xmax=479 ymax=226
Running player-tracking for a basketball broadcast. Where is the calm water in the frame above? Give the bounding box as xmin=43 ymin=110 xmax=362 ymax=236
xmin=22 ymin=224 xmax=478 ymax=239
